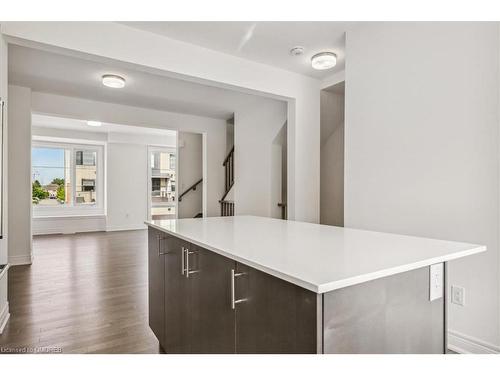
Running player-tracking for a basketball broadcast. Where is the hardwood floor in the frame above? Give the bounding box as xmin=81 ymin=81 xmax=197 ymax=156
xmin=0 ymin=230 xmax=159 ymax=354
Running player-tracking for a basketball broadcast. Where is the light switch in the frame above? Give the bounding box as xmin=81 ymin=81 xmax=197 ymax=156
xmin=451 ymin=285 xmax=465 ymax=306
xmin=429 ymin=263 xmax=444 ymax=301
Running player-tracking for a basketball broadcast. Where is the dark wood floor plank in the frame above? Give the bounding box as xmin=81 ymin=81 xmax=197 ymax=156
xmin=0 ymin=230 xmax=159 ymax=354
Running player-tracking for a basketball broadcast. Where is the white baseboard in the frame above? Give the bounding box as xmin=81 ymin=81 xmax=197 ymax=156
xmin=8 ymin=254 xmax=33 ymax=266
xmin=448 ymin=330 xmax=500 ymax=354
xmin=0 ymin=302 xmax=10 ymax=334
xmin=106 ymin=224 xmax=147 ymax=232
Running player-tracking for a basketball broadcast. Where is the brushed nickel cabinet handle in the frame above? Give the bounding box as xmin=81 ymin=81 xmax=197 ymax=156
xmin=185 ymin=251 xmax=199 ymax=278
xmin=231 ymin=269 xmax=247 ymax=309
xmin=157 ymin=235 xmax=168 ymax=256
xmin=181 ymin=247 xmax=186 ymax=275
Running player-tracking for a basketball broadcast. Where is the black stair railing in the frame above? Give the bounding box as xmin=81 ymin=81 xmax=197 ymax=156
xmin=223 ymin=146 xmax=234 ymax=193
xmin=220 ymin=147 xmax=235 ymax=216
xmin=178 ymin=178 xmax=203 ymax=202
xmin=220 ymin=200 xmax=234 ymax=217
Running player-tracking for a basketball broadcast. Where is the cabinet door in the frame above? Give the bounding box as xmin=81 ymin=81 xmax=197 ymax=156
xmin=234 ymin=263 xmax=318 ymax=353
xmin=163 ymin=235 xmax=191 ymax=353
xmin=147 ymin=228 xmax=165 ymax=347
xmin=188 ymin=245 xmax=236 ymax=353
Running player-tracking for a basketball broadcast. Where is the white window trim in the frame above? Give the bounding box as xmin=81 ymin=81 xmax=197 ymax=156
xmin=32 ymin=139 xmax=105 ymax=218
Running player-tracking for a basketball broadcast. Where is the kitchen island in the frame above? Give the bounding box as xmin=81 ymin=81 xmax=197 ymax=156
xmin=146 ymin=216 xmax=485 ymax=354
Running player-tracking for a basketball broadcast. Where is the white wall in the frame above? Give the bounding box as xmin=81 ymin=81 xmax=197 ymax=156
xmin=8 ymin=85 xmax=32 ymax=265
xmin=0 ymin=32 xmax=9 ymax=333
xmin=320 ymin=89 xmax=344 ymax=227
xmin=107 ymin=142 xmax=148 ymax=231
xmin=1 ymin=22 xmax=321 ymax=223
xmin=234 ymin=96 xmax=288 ymax=217
xmin=33 ymin=215 xmax=106 ymax=235
xmin=320 ymin=128 xmax=344 ymax=227
xmin=345 ymin=22 xmax=500 ymax=351
xmin=0 ymin=33 xmax=7 ymax=265
xmin=178 ymin=132 xmax=202 ymax=219
xmin=31 ymin=91 xmax=226 ymax=218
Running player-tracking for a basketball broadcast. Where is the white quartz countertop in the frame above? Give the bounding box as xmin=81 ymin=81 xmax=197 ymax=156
xmin=145 ymin=216 xmax=485 ymax=293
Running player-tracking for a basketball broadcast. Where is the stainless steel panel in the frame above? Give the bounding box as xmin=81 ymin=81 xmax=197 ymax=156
xmin=316 ymin=294 xmax=324 ymax=354
xmin=323 ymin=265 xmax=445 ymax=354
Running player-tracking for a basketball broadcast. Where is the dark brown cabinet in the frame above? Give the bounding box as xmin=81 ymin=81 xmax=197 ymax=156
xmin=234 ymin=263 xmax=318 ymax=354
xmin=148 ymin=227 xmax=318 ymax=354
xmin=163 ymin=234 xmax=190 ymax=353
xmin=147 ymin=228 xmax=165 ymax=347
xmin=149 ymin=229 xmax=237 ymax=353
xmin=189 ymin=245 xmax=236 ymax=353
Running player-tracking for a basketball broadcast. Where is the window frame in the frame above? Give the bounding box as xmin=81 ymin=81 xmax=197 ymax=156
xmin=32 ymin=139 xmax=105 ymax=217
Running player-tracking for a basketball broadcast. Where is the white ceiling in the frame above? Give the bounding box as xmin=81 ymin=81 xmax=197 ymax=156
xmin=120 ymin=22 xmax=352 ymax=79
xmin=9 ymin=45 xmax=277 ymax=120
xmin=32 ymin=113 xmax=177 ymax=136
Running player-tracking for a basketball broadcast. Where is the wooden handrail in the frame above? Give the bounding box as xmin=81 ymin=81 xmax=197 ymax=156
xmin=178 ymin=178 xmax=203 ymax=202
xmin=223 ymin=146 xmax=234 ymax=166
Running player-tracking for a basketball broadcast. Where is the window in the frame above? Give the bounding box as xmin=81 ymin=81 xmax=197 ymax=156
xmin=32 ymin=141 xmax=104 ymax=216
xmin=75 ymin=149 xmax=97 ymax=205
xmin=32 ymin=147 xmax=71 ymax=207
xmin=169 ymin=154 xmax=176 ymax=170
xmin=76 ymin=150 xmax=96 ymax=166
xmin=152 ymin=178 xmax=161 ymax=192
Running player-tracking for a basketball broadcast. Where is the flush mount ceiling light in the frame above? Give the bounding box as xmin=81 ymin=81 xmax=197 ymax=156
xmin=87 ymin=120 xmax=102 ymax=127
xmin=102 ymin=74 xmax=126 ymax=88
xmin=311 ymin=52 xmax=337 ymax=70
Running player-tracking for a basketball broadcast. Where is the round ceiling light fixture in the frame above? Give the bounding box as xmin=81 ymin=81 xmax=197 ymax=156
xmin=87 ymin=120 xmax=102 ymax=127
xmin=311 ymin=52 xmax=337 ymax=70
xmin=102 ymin=74 xmax=126 ymax=88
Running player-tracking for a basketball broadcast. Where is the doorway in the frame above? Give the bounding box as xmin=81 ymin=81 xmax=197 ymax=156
xmin=148 ymin=146 xmax=177 ymax=220
xmin=177 ymin=132 xmax=203 ymax=219
xmin=320 ymin=81 xmax=345 ymax=226
xmin=271 ymin=122 xmax=287 ymax=219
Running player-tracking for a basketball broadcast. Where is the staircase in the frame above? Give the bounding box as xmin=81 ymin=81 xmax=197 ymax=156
xmin=178 ymin=178 xmax=203 ymax=218
xmin=219 ymin=146 xmax=234 ymax=216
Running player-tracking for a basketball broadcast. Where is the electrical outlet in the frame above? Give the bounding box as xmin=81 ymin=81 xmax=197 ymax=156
xmin=429 ymin=263 xmax=444 ymax=301
xmin=451 ymin=285 xmax=465 ymax=306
